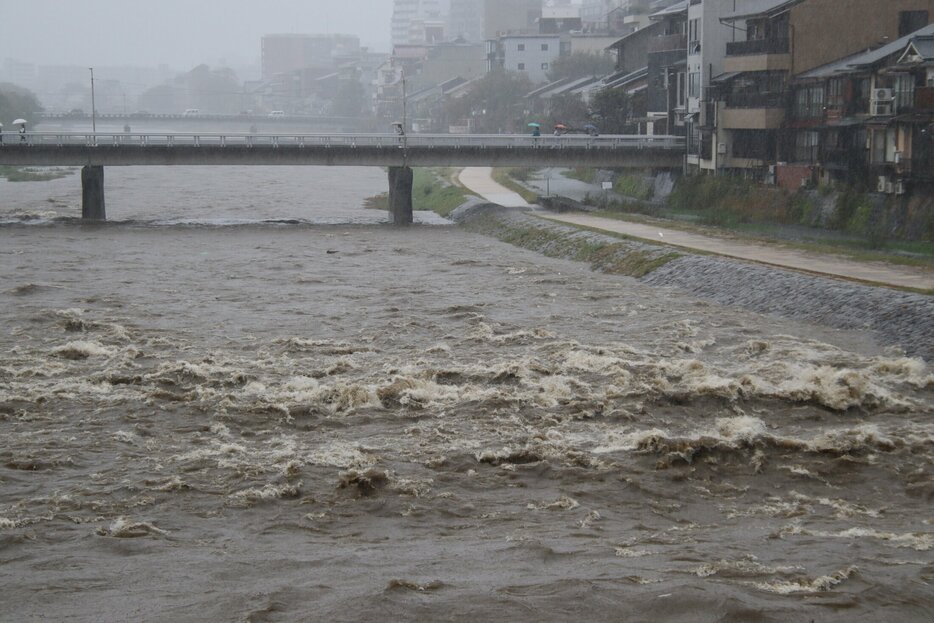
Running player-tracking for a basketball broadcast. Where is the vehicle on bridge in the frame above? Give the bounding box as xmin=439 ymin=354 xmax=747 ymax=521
xmin=182 ymin=109 xmax=201 ymax=117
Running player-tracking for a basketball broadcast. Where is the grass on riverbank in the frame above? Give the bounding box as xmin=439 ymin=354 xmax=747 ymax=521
xmin=590 ymin=208 xmax=934 ymax=270
xmin=463 ymin=210 xmax=681 ymax=278
xmin=363 ymin=167 xmax=473 ymax=217
xmin=540 ymin=168 xmax=934 ymax=269
xmin=0 ymin=166 xmax=75 ymax=182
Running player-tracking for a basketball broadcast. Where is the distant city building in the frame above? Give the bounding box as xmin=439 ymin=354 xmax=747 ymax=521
xmin=261 ymin=34 xmax=361 ymax=79
xmin=448 ymin=0 xmax=542 ymax=43
xmin=487 ymin=34 xmax=568 ymax=84
xmin=540 ymin=5 xmax=582 ymax=34
xmin=392 ymin=0 xmax=450 ymax=46
xmin=580 ymin=0 xmax=680 ymax=33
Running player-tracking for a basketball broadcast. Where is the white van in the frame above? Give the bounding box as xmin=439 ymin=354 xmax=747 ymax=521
xmin=183 ymin=108 xmax=200 ymax=116
xmin=268 ymin=110 xmax=285 ymax=118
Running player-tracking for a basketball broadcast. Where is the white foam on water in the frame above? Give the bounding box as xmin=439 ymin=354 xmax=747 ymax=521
xmin=528 ymin=495 xmax=580 ymax=511
xmin=99 ymin=516 xmax=168 ymax=538
xmin=751 ymin=566 xmax=858 ymax=594
xmin=306 ymin=441 xmax=377 ymax=468
xmin=227 ymin=482 xmax=302 ymax=507
xmin=52 ymin=340 xmax=115 ymax=360
xmin=780 ymin=523 xmax=934 ymax=551
xmin=694 ymin=557 xmax=804 ymax=579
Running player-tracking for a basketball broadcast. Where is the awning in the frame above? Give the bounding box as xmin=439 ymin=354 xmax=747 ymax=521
xmin=710 ymin=71 xmax=744 ymax=84
xmin=822 ymin=117 xmax=865 ymax=128
xmin=894 ymin=113 xmax=934 ymax=124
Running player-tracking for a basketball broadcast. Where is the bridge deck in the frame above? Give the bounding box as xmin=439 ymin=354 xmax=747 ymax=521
xmin=0 ymin=132 xmax=684 ymax=168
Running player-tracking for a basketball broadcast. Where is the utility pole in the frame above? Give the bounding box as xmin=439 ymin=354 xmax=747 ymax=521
xmin=89 ymin=67 xmax=97 ymax=141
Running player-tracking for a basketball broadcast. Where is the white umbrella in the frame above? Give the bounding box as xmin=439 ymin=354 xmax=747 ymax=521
xmin=13 ymin=119 xmax=27 ymax=125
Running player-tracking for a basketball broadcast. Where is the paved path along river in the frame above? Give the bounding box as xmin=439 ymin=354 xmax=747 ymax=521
xmin=457 ymin=167 xmax=933 ymax=291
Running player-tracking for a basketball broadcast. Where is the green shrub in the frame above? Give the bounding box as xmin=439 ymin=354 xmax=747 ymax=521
xmin=613 ymin=174 xmax=653 ymax=200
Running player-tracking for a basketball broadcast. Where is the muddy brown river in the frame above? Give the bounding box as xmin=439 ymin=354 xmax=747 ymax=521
xmin=1 ymin=167 xmax=931 ymax=621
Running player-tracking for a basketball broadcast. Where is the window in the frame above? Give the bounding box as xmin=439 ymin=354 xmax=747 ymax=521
xmin=794 ymin=130 xmax=819 ymax=162
xmin=899 ymin=10 xmax=928 ymax=37
xmin=794 ymin=85 xmax=824 ymax=118
xmin=541 ymin=43 xmax=549 ymax=51
xmin=826 ymin=78 xmax=844 ymax=108
xmin=518 ymin=43 xmax=525 ymax=51
xmin=518 ymin=63 xmax=526 ymax=70
xmin=689 ymin=18 xmax=699 ymax=43
xmin=895 ymin=74 xmax=915 ymax=111
xmin=688 ymin=71 xmax=700 ymax=98
xmin=732 ymin=130 xmax=774 ymax=160
xmin=541 ymin=63 xmax=549 ymax=70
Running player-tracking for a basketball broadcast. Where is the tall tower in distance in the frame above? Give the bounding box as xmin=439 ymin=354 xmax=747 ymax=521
xmin=391 ymin=0 xmax=451 ymax=46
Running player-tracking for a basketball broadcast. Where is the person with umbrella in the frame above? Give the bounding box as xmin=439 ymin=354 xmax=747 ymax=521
xmin=528 ymin=122 xmax=541 ymax=137
xmin=0 ymin=122 xmax=3 ymax=145
xmin=14 ymin=119 xmax=27 ymax=144
xmin=553 ymin=123 xmax=568 ymax=136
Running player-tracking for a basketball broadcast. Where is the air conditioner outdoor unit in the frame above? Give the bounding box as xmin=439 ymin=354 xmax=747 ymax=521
xmin=894 ymin=151 xmax=903 ymax=164
xmin=885 ymin=181 xmax=895 ymax=194
xmin=717 ymin=142 xmax=727 ymax=154
xmin=872 ymin=88 xmax=894 ymax=101
xmin=895 ymin=180 xmax=906 ymax=195
xmin=877 ymin=175 xmax=888 ymax=193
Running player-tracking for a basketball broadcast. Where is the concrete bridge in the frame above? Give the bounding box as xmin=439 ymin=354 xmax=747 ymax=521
xmin=36 ymin=112 xmax=372 ymax=134
xmin=0 ymin=131 xmax=684 ymax=224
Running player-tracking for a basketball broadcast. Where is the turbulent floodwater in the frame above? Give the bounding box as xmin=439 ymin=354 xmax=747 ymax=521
xmin=1 ymin=167 xmax=932 ymax=622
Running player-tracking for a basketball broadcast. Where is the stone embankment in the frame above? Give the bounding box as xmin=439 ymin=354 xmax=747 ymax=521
xmin=451 ymin=201 xmax=934 ymax=360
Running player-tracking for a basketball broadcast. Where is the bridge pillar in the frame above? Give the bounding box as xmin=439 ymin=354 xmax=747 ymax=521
xmin=81 ymin=165 xmax=106 ymax=220
xmin=387 ymin=166 xmax=413 ymax=226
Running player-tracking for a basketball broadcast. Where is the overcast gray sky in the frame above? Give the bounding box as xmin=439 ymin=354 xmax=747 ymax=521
xmin=0 ymin=0 xmax=394 ymax=69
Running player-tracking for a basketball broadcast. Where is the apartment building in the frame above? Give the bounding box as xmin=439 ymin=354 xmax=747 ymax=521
xmin=711 ymin=0 xmax=934 ymax=179
xmin=448 ymin=0 xmax=542 ymax=43
xmin=392 ymin=0 xmax=450 ymax=46
xmin=487 ymin=34 xmax=568 ymax=84
xmin=785 ymin=24 xmax=934 ymax=193
xmin=684 ymin=0 xmax=741 ymax=172
xmin=261 ymin=34 xmax=361 ymax=79
xmin=645 ymin=0 xmax=687 ymax=136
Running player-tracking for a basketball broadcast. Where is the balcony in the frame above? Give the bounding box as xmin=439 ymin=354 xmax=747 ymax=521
xmin=724 ymin=38 xmax=791 ymax=73
xmin=649 ymin=33 xmax=687 ymax=54
xmin=721 ymin=103 xmax=785 ymax=129
xmin=726 ymin=38 xmax=789 ymax=56
xmin=725 ymin=92 xmax=785 ymax=109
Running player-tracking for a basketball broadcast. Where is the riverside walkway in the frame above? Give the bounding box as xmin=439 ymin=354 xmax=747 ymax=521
xmin=456 ymin=167 xmax=933 ymax=291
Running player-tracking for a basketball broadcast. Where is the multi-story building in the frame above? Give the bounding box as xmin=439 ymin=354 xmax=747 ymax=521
xmin=392 ymin=0 xmax=450 ymax=46
xmin=581 ymin=0 xmax=679 ymax=33
xmin=645 ymin=0 xmax=687 ymax=136
xmin=261 ymin=34 xmax=360 ymax=79
xmin=684 ymin=0 xmax=741 ymax=172
xmin=712 ymin=0 xmax=934 ymax=180
xmin=785 ymin=24 xmax=934 ymax=193
xmin=540 ymin=5 xmax=583 ymax=34
xmin=487 ymin=34 xmax=568 ymax=84
xmin=448 ymin=0 xmax=542 ymax=43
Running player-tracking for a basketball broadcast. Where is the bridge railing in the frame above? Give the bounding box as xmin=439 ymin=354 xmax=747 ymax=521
xmin=0 ymin=132 xmax=685 ymax=150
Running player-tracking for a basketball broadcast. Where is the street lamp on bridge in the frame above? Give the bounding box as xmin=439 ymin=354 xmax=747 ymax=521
xmin=89 ymin=67 xmax=97 ymax=140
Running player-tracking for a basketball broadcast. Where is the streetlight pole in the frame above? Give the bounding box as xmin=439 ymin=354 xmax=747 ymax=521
xmin=89 ymin=67 xmax=97 ymax=139
xmin=401 ymin=67 xmax=407 ymax=135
